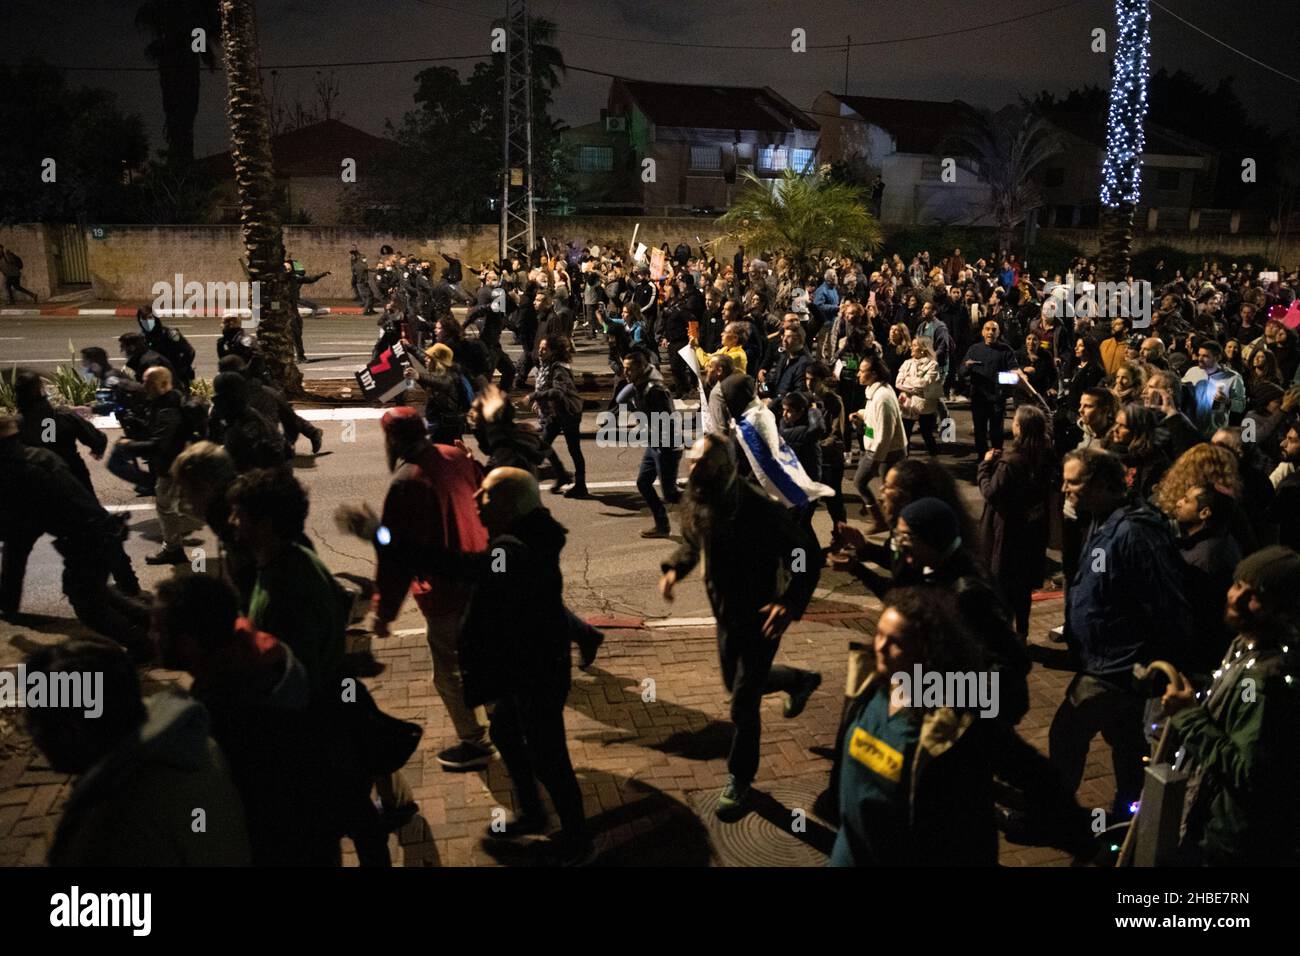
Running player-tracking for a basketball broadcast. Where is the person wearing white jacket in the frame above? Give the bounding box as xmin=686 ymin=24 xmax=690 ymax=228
xmin=895 ymin=336 xmax=944 ymax=455
xmin=849 ymin=350 xmax=907 ymax=532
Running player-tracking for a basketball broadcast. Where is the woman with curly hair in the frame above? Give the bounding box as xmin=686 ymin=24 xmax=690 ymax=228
xmin=1108 ymin=362 xmax=1146 ymax=407
xmin=1153 ymin=442 xmax=1256 ymax=554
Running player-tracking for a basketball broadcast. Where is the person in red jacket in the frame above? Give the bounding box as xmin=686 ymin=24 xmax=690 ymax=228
xmin=336 ymin=406 xmax=495 ymax=772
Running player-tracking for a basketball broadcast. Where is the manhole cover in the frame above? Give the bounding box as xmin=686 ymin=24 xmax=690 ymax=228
xmin=688 ymin=778 xmax=836 ymax=867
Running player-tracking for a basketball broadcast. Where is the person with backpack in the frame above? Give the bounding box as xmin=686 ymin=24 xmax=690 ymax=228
xmin=531 ymin=335 xmax=589 ymax=499
xmin=207 ymin=371 xmax=285 ymax=473
xmin=106 ymin=366 xmax=195 ymax=565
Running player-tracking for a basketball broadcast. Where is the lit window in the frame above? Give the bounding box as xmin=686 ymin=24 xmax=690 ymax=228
xmin=791 ymin=148 xmax=815 ymax=173
xmin=758 ymin=146 xmax=788 ymax=171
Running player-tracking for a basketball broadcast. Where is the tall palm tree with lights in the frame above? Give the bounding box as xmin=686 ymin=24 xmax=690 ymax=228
xmin=217 ymin=0 xmax=298 ymax=393
xmin=1097 ymin=0 xmax=1152 ymax=281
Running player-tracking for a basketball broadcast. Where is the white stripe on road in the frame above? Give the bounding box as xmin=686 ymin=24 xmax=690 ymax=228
xmin=105 ymin=503 xmax=156 ymax=513
xmin=91 ymin=406 xmax=389 ymax=430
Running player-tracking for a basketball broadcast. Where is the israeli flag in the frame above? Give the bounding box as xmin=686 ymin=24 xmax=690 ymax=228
xmin=731 ymin=401 xmax=834 ymax=508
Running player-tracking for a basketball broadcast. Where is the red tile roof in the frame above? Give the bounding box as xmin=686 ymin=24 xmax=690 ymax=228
xmin=197 ymin=118 xmax=396 ymax=179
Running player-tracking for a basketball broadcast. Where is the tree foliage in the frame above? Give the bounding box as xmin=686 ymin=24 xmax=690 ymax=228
xmin=944 ymin=103 xmax=1066 ymax=252
xmin=0 ymin=63 xmax=149 ymax=224
xmin=717 ymin=168 xmax=883 ymax=276
xmin=352 ymin=17 xmax=568 ymax=232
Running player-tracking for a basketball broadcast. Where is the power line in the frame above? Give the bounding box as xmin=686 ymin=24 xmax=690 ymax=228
xmin=1151 ymin=1 xmax=1300 ymax=87
xmin=43 ymin=54 xmax=486 ymax=73
xmin=409 ymin=0 xmax=1098 ymax=51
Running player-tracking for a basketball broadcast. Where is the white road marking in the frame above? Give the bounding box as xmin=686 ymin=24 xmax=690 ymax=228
xmin=105 ymin=503 xmax=156 ymax=513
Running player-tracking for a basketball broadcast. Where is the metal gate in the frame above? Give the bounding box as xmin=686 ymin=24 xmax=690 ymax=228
xmin=56 ymin=223 xmax=90 ymax=285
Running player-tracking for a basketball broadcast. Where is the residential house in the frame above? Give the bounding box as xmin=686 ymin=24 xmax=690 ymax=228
xmin=197 ymin=119 xmax=396 ymax=225
xmin=562 ymin=79 xmax=821 ymax=215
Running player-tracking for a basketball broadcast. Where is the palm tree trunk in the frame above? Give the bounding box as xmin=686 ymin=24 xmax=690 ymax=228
xmin=218 ymin=0 xmax=299 ymax=394
xmin=1097 ymin=202 xmax=1135 ymax=282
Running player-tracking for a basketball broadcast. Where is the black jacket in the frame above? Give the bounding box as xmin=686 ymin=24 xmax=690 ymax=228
xmin=458 ymin=508 xmax=571 ymax=706
xmin=17 ymin=397 xmax=106 ymax=490
xmin=663 ymin=478 xmax=821 ymax=627
xmin=119 ymin=388 xmax=187 ymax=473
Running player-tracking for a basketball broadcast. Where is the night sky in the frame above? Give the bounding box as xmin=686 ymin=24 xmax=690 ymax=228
xmin=9 ymin=0 xmax=1299 ymax=156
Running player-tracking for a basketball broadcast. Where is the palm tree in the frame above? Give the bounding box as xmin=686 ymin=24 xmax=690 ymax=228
xmin=135 ymin=0 xmax=221 ymax=165
xmin=717 ymin=168 xmax=883 ymax=278
xmin=1097 ymin=0 xmax=1152 ymax=281
xmin=217 ymin=0 xmax=298 ymax=393
xmin=946 ymin=103 xmax=1065 ymax=254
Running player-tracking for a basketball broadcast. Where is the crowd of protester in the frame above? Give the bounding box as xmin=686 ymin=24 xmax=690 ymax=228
xmin=3 ymin=231 xmax=1300 ymax=868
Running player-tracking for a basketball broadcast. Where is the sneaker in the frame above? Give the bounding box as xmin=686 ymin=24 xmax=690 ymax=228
xmin=551 ymin=833 xmax=598 ymax=867
xmin=145 ymin=546 xmax=186 ymax=566
xmin=485 ymin=810 xmax=550 ymax=841
xmin=435 ymin=741 xmax=497 ymax=770
xmin=1048 ymin=625 xmax=1067 ymax=644
xmin=563 ymin=484 xmax=590 ymax=499
xmin=715 ymin=775 xmax=751 ymax=821
xmin=550 ymin=473 xmax=572 ymax=494
xmin=308 ymin=427 xmax=323 ymax=454
xmin=640 ymin=525 xmax=670 ymax=539
xmin=784 ymin=671 xmax=822 ymax=718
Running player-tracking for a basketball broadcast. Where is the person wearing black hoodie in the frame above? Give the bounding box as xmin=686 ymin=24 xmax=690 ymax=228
xmin=1 ymin=413 xmax=150 ymax=656
xmin=14 ymin=370 xmax=107 ymax=491
xmin=455 ymin=467 xmax=595 ymax=866
xmin=659 ymin=434 xmax=823 ymax=820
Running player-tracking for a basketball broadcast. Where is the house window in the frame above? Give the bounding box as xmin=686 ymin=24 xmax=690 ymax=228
xmin=791 ymin=148 xmax=815 ymax=173
xmin=1155 ymin=169 xmax=1181 ymax=192
xmin=757 ymin=146 xmax=788 ymax=171
xmin=690 ymin=146 xmax=721 ymax=171
xmin=1044 ymin=167 xmax=1065 ymax=188
xmin=577 ymin=146 xmax=613 ymax=172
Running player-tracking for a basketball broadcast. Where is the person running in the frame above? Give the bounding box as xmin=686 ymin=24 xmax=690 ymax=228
xmin=659 ymin=434 xmax=822 ymax=820
xmin=531 ymin=335 xmax=588 ymax=498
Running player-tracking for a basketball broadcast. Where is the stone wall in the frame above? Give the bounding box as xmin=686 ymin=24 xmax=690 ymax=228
xmin=0 ymin=224 xmax=58 ymax=301
xmin=3 ymin=218 xmax=1294 ymax=304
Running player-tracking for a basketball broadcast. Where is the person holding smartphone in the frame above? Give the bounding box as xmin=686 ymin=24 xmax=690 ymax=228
xmin=958 ymin=320 xmax=1020 ymax=465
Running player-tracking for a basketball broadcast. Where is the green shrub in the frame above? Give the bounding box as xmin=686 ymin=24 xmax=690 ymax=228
xmin=50 ymin=364 xmax=97 ymax=406
xmin=0 ymin=366 xmax=15 ymax=411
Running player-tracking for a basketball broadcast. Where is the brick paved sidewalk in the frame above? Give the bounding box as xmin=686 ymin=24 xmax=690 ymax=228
xmin=0 ymin=573 xmax=1120 ymax=867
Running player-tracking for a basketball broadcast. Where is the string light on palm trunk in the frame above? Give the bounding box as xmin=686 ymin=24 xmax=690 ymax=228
xmin=1100 ymin=0 xmax=1151 ymax=208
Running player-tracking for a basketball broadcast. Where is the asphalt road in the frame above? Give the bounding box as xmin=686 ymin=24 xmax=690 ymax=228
xmin=0 ymin=310 xmax=623 ymax=383
xmin=1 ymin=313 xmax=1000 ymax=669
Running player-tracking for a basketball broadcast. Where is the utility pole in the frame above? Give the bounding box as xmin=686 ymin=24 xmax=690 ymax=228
xmin=843 ymin=35 xmax=850 ymax=96
xmin=500 ymin=0 xmax=535 ymax=264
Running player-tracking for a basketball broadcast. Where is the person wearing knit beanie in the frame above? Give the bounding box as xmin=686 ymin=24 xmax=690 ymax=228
xmin=895 ymin=497 xmax=962 ymax=570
